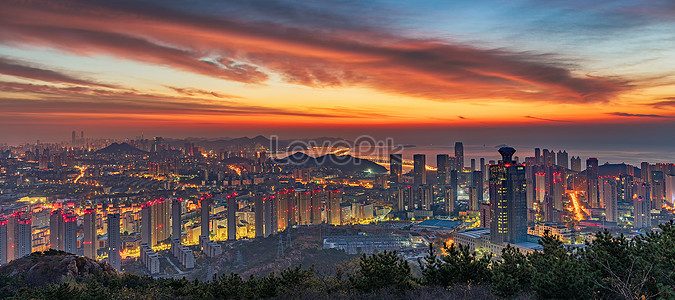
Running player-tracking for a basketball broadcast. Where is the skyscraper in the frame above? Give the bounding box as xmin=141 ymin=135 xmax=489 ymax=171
xmin=254 ymin=193 xmax=264 ymax=238
xmin=227 ymin=193 xmax=237 ymax=241
xmin=297 ymin=191 xmax=311 ymax=225
xmin=444 ymin=187 xmax=455 ymax=215
xmin=327 ymin=190 xmax=341 ymax=225
xmin=389 ymin=154 xmax=402 ymax=184
xmin=586 ymin=158 xmax=599 ymax=208
xmin=107 ymin=213 xmax=121 ymax=270
xmin=0 ymin=217 xmax=8 ymax=265
xmin=472 ymin=170 xmax=483 ymax=203
xmin=13 ymin=212 xmax=32 ymax=260
xmin=172 ymin=198 xmax=182 ymax=241
xmin=200 ymin=196 xmax=210 ymax=238
xmin=310 ymin=189 xmax=322 ymax=225
xmin=470 ymin=158 xmax=476 ymax=171
xmin=264 ymin=195 xmax=276 ymax=237
xmin=455 ymin=142 xmax=464 ymax=170
xmin=534 ymin=148 xmax=541 ymax=165
xmin=413 ymin=154 xmax=426 ymax=185
xmin=634 ymin=182 xmax=651 ymax=229
xmin=599 ymin=178 xmax=618 ymax=222
xmin=141 ymin=205 xmax=151 ymax=245
xmin=571 ymin=156 xmax=582 ymax=172
xmin=83 ymin=209 xmax=97 ymax=259
xmin=49 ymin=209 xmax=63 ymax=250
xmin=556 ymin=150 xmax=569 ymax=169
xmin=489 ymin=147 xmax=527 ymax=245
xmin=436 ymin=154 xmax=449 ymax=185
xmin=61 ymin=211 xmax=78 ymax=254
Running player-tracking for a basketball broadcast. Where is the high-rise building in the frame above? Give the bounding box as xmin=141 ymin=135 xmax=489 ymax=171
xmin=0 ymin=217 xmax=8 ymax=265
xmin=470 ymin=159 xmax=476 ymax=171
xmin=570 ymin=156 xmax=582 ymax=172
xmin=327 ymin=190 xmax=341 ymax=225
xmin=83 ymin=209 xmax=97 ymax=259
xmin=651 ymin=170 xmax=665 ymax=209
xmin=420 ymin=185 xmax=433 ymax=210
xmin=455 ymin=142 xmax=464 ymax=170
xmin=151 ymin=199 xmax=170 ymax=246
xmin=641 ymin=162 xmax=651 ymax=183
xmin=200 ymin=196 xmax=210 ymax=238
xmin=297 ymin=191 xmax=311 ymax=225
xmin=13 ymin=212 xmax=32 ymax=260
xmin=172 ymin=198 xmax=182 ymax=241
xmin=264 ymin=195 xmax=277 ymax=236
xmin=396 ymin=187 xmax=405 ymax=211
xmin=310 ymin=190 xmax=322 ymax=225
xmin=534 ymin=148 xmax=541 ymax=165
xmin=634 ymin=183 xmax=651 ymax=229
xmin=444 ymin=187 xmax=455 ymax=215
xmin=254 ymin=193 xmax=264 ymax=238
xmin=49 ymin=209 xmax=63 ymax=250
xmin=276 ymin=190 xmax=290 ymax=231
xmin=586 ymin=158 xmax=599 ymax=208
xmin=389 ymin=154 xmax=402 ymax=184
xmin=472 ymin=170 xmax=483 ymax=203
xmin=141 ymin=205 xmax=151 ymax=245
xmin=489 ymin=147 xmax=527 ymax=245
xmin=556 ymin=150 xmax=569 ymax=169
xmin=599 ymin=178 xmax=618 ymax=222
xmin=469 ymin=187 xmax=479 ymax=211
xmin=666 ymin=174 xmax=675 ymax=206
xmin=436 ymin=154 xmax=449 ymax=185
xmin=107 ymin=213 xmax=121 ymax=270
xmin=227 ymin=193 xmax=237 ymax=241
xmin=61 ymin=211 xmax=78 ymax=255
xmin=413 ymin=154 xmax=426 ymax=185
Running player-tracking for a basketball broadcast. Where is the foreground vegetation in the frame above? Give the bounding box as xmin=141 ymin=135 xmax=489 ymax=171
xmin=1 ymin=221 xmax=674 ymax=299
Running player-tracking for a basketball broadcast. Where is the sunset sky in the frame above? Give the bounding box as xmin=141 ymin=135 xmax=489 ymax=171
xmin=1 ymin=0 xmax=674 ymax=150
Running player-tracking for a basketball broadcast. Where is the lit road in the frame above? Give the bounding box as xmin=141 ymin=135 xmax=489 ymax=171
xmin=568 ymin=192 xmax=586 ymax=221
xmin=73 ymin=166 xmax=87 ymax=183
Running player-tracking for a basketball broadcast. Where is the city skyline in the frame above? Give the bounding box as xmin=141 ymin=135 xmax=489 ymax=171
xmin=1 ymin=0 xmax=674 ymax=148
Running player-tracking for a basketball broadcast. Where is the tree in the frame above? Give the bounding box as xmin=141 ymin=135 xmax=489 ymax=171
xmin=529 ymin=232 xmax=592 ymax=299
xmin=420 ymin=243 xmax=491 ymax=288
xmin=490 ymin=244 xmax=533 ymax=298
xmin=349 ymin=250 xmax=414 ymax=293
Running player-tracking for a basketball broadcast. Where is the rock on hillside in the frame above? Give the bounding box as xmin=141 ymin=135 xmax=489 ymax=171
xmin=0 ymin=250 xmax=118 ymax=287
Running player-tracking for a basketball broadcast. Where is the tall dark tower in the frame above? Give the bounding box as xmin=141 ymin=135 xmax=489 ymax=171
xmin=389 ymin=154 xmax=402 ymax=184
xmin=107 ymin=213 xmax=121 ymax=270
xmin=436 ymin=154 xmax=449 ymax=185
xmin=455 ymin=142 xmax=464 ymax=170
xmin=172 ymin=198 xmax=182 ymax=240
xmin=586 ymin=158 xmax=599 ymax=208
xmin=413 ymin=154 xmax=426 ymax=186
xmin=489 ymin=147 xmax=527 ymax=245
xmin=227 ymin=193 xmax=237 ymax=241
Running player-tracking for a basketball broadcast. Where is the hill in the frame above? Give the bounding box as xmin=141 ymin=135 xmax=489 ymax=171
xmin=0 ymin=250 xmax=117 ymax=287
xmin=95 ymin=142 xmax=147 ymax=155
xmin=275 ymin=152 xmax=388 ymax=174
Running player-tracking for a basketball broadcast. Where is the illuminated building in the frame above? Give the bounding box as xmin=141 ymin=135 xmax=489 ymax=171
xmin=489 ymin=147 xmax=527 ymax=245
xmin=650 ymin=170 xmax=665 ymax=209
xmin=264 ymin=195 xmax=277 ymax=237
xmin=172 ymin=198 xmax=182 ymax=241
xmin=141 ymin=199 xmax=170 ymax=247
xmin=666 ymin=174 xmax=675 ymax=206
xmin=107 ymin=213 xmax=121 ymax=270
xmin=49 ymin=209 xmax=63 ymax=250
xmin=254 ymin=193 xmax=264 ymax=238
xmin=469 ymin=186 xmax=479 ymax=211
xmin=396 ymin=187 xmax=405 ymax=211
xmin=556 ymin=150 xmax=568 ymax=169
xmin=389 ymin=154 xmax=402 ymax=184
xmin=599 ymin=178 xmax=618 ymax=222
xmin=0 ymin=217 xmax=8 ymax=264
xmin=13 ymin=212 xmax=32 ymax=260
xmin=570 ymin=156 xmax=582 ymax=172
xmin=586 ymin=158 xmax=599 ymax=208
xmin=641 ymin=162 xmax=650 ymax=183
xmin=455 ymin=142 xmax=464 ymax=170
xmin=227 ymin=193 xmax=237 ymax=241
xmin=310 ymin=190 xmax=322 ymax=225
xmin=298 ymin=191 xmax=311 ymax=225
xmin=328 ymin=190 xmax=341 ymax=225
xmin=83 ymin=209 xmax=97 ymax=259
xmin=420 ymin=185 xmax=433 ymax=210
xmin=413 ymin=154 xmax=426 ymax=186
xmin=276 ymin=190 xmax=290 ymax=230
xmin=61 ymin=211 xmax=78 ymax=255
xmin=444 ymin=187 xmax=456 ymax=215
xmin=406 ymin=185 xmax=415 ymax=211
xmin=634 ymin=182 xmax=651 ymax=229
xmin=436 ymin=154 xmax=449 ymax=185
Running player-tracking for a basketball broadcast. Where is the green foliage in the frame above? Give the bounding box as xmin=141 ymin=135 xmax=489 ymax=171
xmin=349 ymin=250 xmax=414 ymax=293
xmin=490 ymin=244 xmax=533 ymax=298
xmin=420 ymin=243 xmax=491 ymax=288
xmin=3 ymin=223 xmax=675 ymax=299
xmin=529 ymin=231 xmax=593 ymax=299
